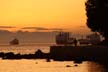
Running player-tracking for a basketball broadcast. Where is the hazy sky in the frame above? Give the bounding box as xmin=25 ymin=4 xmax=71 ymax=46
xmin=0 ymin=0 xmax=90 ymax=34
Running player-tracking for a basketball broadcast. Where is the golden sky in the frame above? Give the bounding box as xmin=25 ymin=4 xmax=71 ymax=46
xmin=0 ymin=0 xmax=90 ymax=33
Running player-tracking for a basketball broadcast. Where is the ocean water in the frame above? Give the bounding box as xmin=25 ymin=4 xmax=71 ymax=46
xmin=0 ymin=44 xmax=50 ymax=54
xmin=0 ymin=60 xmax=107 ymax=72
xmin=0 ymin=44 xmax=107 ymax=72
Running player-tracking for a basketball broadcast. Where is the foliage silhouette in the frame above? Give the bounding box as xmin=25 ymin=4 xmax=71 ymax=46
xmin=85 ymin=0 xmax=108 ymax=45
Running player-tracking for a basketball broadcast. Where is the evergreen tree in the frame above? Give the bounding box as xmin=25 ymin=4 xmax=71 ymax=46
xmin=85 ymin=0 xmax=108 ymax=45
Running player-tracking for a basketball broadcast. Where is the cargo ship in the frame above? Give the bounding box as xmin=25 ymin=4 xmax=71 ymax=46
xmin=55 ymin=32 xmax=76 ymax=45
xmin=55 ymin=32 xmax=101 ymax=45
xmin=78 ymin=33 xmax=101 ymax=45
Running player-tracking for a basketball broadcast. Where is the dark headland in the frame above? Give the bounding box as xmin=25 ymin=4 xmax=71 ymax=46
xmin=50 ymin=45 xmax=108 ymax=64
xmin=0 ymin=45 xmax=108 ymax=65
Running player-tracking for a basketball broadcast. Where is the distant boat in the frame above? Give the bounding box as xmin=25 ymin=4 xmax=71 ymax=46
xmin=9 ymin=38 xmax=19 ymax=45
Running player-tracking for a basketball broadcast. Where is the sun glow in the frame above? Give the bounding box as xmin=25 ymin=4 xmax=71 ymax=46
xmin=0 ymin=0 xmax=89 ymax=33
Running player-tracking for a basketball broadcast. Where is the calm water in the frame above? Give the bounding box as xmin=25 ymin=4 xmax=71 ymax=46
xmin=0 ymin=60 xmax=107 ymax=72
xmin=0 ymin=44 xmax=50 ymax=54
xmin=0 ymin=44 xmax=107 ymax=72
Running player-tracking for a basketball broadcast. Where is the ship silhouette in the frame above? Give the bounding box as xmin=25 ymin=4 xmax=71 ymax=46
xmin=78 ymin=32 xmax=101 ymax=45
xmin=56 ymin=32 xmax=75 ymax=45
xmin=9 ymin=38 xmax=19 ymax=45
xmin=55 ymin=32 xmax=101 ymax=45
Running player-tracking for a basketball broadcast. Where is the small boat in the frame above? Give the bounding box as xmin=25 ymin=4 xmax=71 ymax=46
xmin=9 ymin=38 xmax=19 ymax=45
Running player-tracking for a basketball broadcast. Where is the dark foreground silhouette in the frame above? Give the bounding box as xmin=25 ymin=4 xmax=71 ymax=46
xmin=0 ymin=46 xmax=108 ymax=66
xmin=85 ymin=0 xmax=108 ymax=45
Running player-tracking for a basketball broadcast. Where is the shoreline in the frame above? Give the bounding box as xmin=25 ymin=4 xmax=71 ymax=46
xmin=0 ymin=45 xmax=108 ymax=65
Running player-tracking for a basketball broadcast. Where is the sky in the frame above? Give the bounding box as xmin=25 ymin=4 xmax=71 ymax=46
xmin=0 ymin=0 xmax=91 ymax=34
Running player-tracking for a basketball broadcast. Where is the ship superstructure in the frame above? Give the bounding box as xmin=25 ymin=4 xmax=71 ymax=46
xmin=56 ymin=32 xmax=76 ymax=45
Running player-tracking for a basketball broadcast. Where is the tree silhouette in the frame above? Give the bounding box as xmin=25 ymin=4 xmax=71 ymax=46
xmin=85 ymin=0 xmax=108 ymax=45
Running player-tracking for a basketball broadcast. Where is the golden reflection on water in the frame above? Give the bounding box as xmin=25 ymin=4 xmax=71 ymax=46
xmin=0 ymin=59 xmax=106 ymax=72
xmin=87 ymin=62 xmax=106 ymax=72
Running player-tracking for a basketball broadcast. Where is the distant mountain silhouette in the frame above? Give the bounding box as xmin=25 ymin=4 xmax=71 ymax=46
xmin=0 ymin=30 xmax=57 ymax=44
